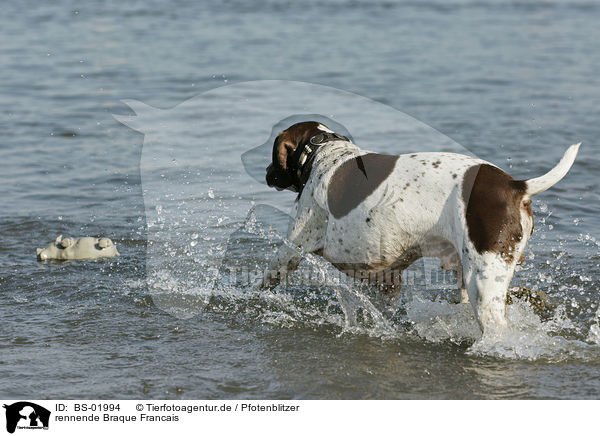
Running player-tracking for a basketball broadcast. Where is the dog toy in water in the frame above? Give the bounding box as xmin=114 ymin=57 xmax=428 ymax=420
xmin=36 ymin=235 xmax=120 ymax=261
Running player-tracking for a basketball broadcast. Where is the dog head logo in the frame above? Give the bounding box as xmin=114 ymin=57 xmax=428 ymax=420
xmin=113 ymin=81 xmax=473 ymax=319
xmin=3 ymin=402 xmax=50 ymax=434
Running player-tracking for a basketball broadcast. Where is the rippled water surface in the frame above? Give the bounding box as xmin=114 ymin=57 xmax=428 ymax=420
xmin=1 ymin=0 xmax=600 ymax=399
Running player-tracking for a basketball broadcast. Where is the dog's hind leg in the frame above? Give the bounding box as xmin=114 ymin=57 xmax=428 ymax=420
xmin=454 ymin=265 xmax=469 ymax=304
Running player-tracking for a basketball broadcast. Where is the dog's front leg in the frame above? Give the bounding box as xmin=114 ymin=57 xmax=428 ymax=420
xmin=462 ymin=251 xmax=518 ymax=332
xmin=259 ymin=241 xmax=304 ymax=289
xmin=258 ymin=202 xmax=327 ymax=290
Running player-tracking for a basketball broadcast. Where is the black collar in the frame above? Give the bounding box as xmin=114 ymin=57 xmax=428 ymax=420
xmin=290 ymin=131 xmax=349 ymax=191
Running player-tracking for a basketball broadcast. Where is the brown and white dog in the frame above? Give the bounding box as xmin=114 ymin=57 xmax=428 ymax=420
xmin=262 ymin=121 xmax=580 ymax=332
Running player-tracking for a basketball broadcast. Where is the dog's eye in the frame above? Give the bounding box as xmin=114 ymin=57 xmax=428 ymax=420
xmin=522 ymin=199 xmax=532 ymax=207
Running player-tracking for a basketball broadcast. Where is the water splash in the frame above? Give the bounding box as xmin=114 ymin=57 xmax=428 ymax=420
xmin=113 ymin=82 xmax=599 ymax=362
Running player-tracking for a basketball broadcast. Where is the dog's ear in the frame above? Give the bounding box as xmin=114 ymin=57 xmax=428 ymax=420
xmin=267 ymin=132 xmax=297 ymax=191
xmin=274 ymin=132 xmax=296 ymax=170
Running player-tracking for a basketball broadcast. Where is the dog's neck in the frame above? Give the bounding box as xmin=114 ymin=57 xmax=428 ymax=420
xmin=291 ymin=132 xmax=350 ymax=193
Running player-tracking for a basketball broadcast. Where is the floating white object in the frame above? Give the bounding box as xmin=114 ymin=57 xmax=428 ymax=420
xmin=36 ymin=235 xmax=120 ymax=261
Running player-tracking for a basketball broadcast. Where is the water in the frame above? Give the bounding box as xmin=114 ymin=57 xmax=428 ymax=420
xmin=2 ymin=0 xmax=600 ymax=399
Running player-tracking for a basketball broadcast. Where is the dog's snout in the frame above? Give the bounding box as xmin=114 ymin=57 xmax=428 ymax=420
xmin=266 ymin=164 xmax=292 ymax=191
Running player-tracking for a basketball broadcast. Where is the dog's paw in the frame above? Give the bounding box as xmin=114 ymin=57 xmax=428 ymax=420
xmin=256 ymin=271 xmax=283 ymax=290
xmin=506 ymin=286 xmax=556 ymax=317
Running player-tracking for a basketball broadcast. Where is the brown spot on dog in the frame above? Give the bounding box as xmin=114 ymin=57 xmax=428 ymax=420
xmin=328 ymin=153 xmax=399 ymax=219
xmin=462 ymin=164 xmax=528 ymax=261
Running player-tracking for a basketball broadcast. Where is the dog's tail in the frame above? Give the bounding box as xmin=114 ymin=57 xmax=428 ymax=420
xmin=524 ymin=143 xmax=581 ymax=196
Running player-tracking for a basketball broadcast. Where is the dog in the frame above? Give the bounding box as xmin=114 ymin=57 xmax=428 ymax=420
xmin=261 ymin=121 xmax=580 ymax=332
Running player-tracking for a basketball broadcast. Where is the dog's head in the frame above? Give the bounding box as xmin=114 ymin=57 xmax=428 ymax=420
xmin=265 ymin=121 xmax=334 ymax=192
